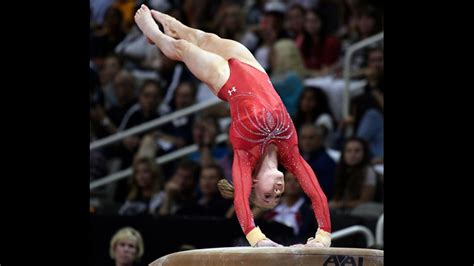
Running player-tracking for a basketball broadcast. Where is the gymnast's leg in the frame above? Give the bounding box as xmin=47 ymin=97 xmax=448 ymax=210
xmin=150 ymin=8 xmax=265 ymax=73
xmin=134 ymin=4 xmax=229 ymax=94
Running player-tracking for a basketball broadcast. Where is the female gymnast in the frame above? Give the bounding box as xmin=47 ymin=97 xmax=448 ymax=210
xmin=134 ymin=4 xmax=331 ymax=248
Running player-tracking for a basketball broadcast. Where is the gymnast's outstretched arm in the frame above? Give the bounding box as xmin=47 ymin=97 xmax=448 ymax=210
xmin=278 ymin=144 xmax=332 ymax=247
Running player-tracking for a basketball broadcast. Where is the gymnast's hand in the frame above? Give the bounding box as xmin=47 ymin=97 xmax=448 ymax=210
xmin=290 ymin=229 xmax=331 ymax=248
xmin=254 ymin=238 xmax=283 ymax=247
xmin=290 ymin=239 xmax=325 ymax=248
xmin=303 ymin=238 xmax=327 ymax=248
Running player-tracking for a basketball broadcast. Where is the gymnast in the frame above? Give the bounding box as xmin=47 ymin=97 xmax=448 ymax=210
xmin=134 ymin=4 xmax=331 ymax=248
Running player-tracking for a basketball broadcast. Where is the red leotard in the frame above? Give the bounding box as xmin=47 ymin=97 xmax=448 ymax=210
xmin=217 ymin=58 xmax=331 ymax=236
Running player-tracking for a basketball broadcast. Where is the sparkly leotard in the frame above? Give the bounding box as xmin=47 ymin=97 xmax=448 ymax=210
xmin=217 ymin=58 xmax=331 ymax=235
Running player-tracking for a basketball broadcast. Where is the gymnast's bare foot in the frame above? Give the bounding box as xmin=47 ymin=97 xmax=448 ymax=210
xmin=134 ymin=5 xmax=163 ymax=44
xmin=151 ymin=9 xmax=180 ymax=39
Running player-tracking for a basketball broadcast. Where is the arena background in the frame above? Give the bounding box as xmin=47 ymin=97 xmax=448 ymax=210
xmin=89 ymin=0 xmax=384 ymax=265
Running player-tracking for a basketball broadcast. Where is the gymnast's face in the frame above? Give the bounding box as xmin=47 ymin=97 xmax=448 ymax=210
xmin=253 ymin=169 xmax=285 ymax=208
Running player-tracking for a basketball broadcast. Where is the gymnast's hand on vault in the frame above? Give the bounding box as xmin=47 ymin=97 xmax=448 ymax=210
xmin=254 ymin=238 xmax=283 ymax=247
